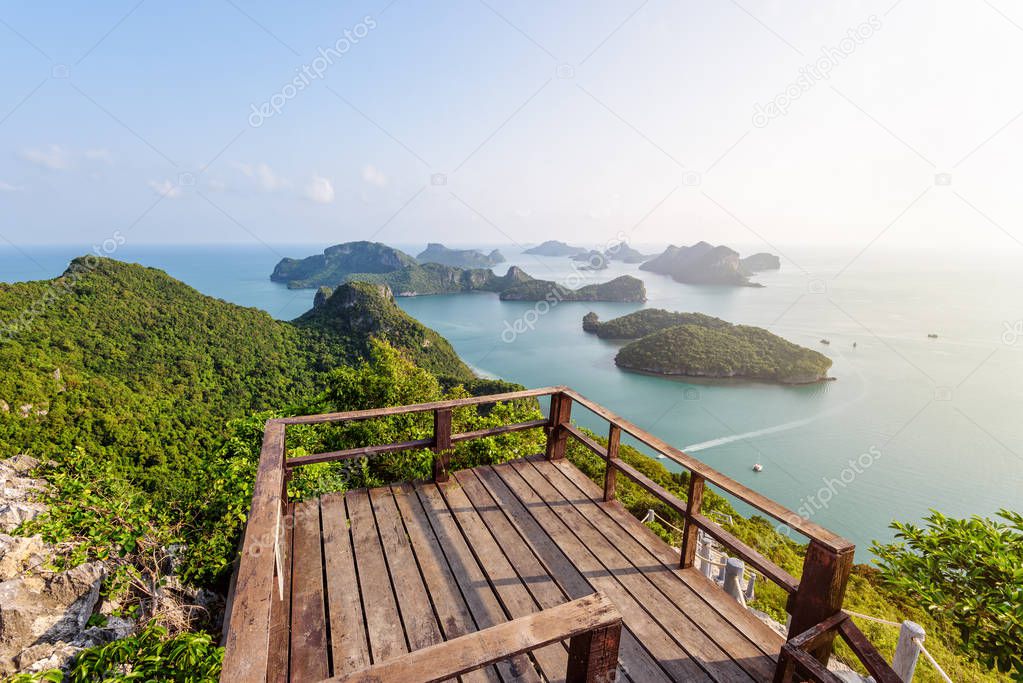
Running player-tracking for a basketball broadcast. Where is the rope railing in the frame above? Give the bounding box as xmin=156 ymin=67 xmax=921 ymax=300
xmin=844 ymin=610 xmax=955 ymax=683
xmin=914 ymin=637 xmax=953 ymax=683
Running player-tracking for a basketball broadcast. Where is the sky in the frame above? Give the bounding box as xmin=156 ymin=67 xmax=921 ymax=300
xmin=1 ymin=0 xmax=1022 ymax=252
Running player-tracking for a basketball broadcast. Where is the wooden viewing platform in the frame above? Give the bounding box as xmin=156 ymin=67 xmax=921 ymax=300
xmin=222 ymin=387 xmax=903 ymax=683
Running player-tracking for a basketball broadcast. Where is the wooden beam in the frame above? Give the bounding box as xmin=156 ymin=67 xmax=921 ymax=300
xmin=603 ymin=424 xmax=620 ymax=503
xmin=284 ymin=438 xmax=434 ymax=469
xmin=433 ymin=408 xmax=452 ymax=482
xmin=220 ymin=420 xmax=285 ymax=683
xmin=450 ymin=418 xmax=549 ymax=443
xmin=610 ymin=459 xmax=688 ymax=518
xmin=566 ymin=622 xmax=622 ymax=683
xmin=787 ymin=540 xmax=855 ymax=665
xmin=279 ymin=387 xmax=562 ymax=425
xmin=330 ymin=592 xmax=622 ymax=683
xmin=545 ymin=393 xmax=572 ymax=460
xmin=563 ymin=422 xmax=607 ymax=458
xmin=838 ymin=620 xmax=904 ymax=683
xmin=679 ymin=474 xmax=704 ymax=569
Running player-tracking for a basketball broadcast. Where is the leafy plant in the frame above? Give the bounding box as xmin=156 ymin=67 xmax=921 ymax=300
xmin=872 ymin=509 xmax=1023 ymax=679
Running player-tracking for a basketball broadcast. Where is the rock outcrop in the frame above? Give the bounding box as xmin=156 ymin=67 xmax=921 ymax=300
xmin=0 ymin=456 xmax=140 ymax=675
xmin=640 ymin=241 xmax=778 ymax=286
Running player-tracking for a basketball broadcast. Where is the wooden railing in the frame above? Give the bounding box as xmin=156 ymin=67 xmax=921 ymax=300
xmin=221 ymin=386 xmax=878 ymax=682
xmin=332 ymin=592 xmax=622 ymax=683
xmin=774 ymin=612 xmax=902 ymax=683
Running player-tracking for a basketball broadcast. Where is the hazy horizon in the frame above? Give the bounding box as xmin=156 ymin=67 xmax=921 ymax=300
xmin=2 ymin=0 xmax=1022 ymax=253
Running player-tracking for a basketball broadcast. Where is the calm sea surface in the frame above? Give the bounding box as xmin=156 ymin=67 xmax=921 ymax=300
xmin=3 ymin=243 xmax=1021 ymax=559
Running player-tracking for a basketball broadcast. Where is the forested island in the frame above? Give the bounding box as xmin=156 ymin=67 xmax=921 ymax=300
xmin=523 ymin=240 xmax=587 ymax=256
xmin=640 ymin=241 xmax=780 ymax=286
xmin=500 ymin=275 xmax=646 ymax=302
xmin=584 ymin=309 xmax=832 ymax=384
xmin=415 ymin=242 xmax=505 ymax=268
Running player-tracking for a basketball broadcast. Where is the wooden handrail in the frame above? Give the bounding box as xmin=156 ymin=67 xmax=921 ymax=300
xmin=559 ymin=387 xmax=853 ymax=553
xmin=775 ymin=612 xmax=903 ymax=683
xmin=326 ymin=592 xmax=622 ymax=683
xmin=278 ymin=386 xmax=563 ymax=425
xmin=222 ymin=387 xmax=868 ymax=681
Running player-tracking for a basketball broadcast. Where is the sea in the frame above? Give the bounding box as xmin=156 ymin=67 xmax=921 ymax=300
xmin=2 ymin=242 xmax=1021 ymax=560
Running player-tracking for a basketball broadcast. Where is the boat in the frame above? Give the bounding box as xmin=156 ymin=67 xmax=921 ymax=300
xmin=927 ymin=333 xmax=938 ymax=339
xmin=752 ymin=463 xmax=763 ymax=472
xmin=820 ymin=339 xmax=831 ymax=345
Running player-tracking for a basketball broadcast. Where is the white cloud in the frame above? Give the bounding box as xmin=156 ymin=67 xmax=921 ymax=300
xmin=233 ymin=161 xmax=288 ymax=192
xmin=361 ymin=164 xmax=387 ymax=188
xmin=305 ymin=174 xmax=334 ymax=204
xmin=0 ymin=181 xmax=24 ymax=193
xmin=20 ymin=144 xmax=71 ymax=170
xmin=148 ymin=179 xmax=182 ymax=199
xmin=83 ymin=148 xmax=113 ymax=163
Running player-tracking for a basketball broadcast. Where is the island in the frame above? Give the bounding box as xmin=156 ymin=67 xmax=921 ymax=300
xmin=523 ymin=240 xmax=588 ymax=257
xmin=583 ymin=309 xmax=832 ymax=384
xmin=500 ymin=275 xmax=646 ymax=302
xmin=416 ymin=242 xmax=505 ymax=268
xmin=582 ymin=308 xmax=729 ymax=337
xmin=740 ymin=252 xmax=781 ymax=274
xmin=640 ymin=241 xmax=779 ymax=286
xmin=271 ymin=241 xmax=526 ymax=295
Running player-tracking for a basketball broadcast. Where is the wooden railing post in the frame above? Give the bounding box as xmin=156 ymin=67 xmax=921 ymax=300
xmin=603 ymin=424 xmax=621 ymax=502
xmin=679 ymin=474 xmax=705 ymax=569
xmin=787 ymin=540 xmax=855 ymax=665
xmin=545 ymin=393 xmax=572 ymax=460
xmin=433 ymin=408 xmax=452 ymax=482
xmin=566 ymin=621 xmax=622 ymax=683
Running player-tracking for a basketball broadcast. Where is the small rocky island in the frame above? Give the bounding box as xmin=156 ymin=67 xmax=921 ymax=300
xmin=524 ymin=240 xmax=588 ymax=257
xmin=584 ymin=309 xmax=832 ymax=384
xmin=416 ymin=243 xmax=505 ymax=269
xmin=640 ymin=241 xmax=779 ymax=286
xmin=501 ymin=275 xmax=646 ymax=302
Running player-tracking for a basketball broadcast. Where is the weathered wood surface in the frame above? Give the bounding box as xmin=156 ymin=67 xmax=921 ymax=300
xmin=330 ymin=593 xmax=621 ymax=683
xmin=260 ymin=457 xmax=795 ymax=682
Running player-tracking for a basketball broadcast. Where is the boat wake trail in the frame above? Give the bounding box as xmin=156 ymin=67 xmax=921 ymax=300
xmin=680 ymin=353 xmax=869 ymax=453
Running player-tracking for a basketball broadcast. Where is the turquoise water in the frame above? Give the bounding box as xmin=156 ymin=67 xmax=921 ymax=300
xmin=2 ymin=244 xmax=1021 ymax=559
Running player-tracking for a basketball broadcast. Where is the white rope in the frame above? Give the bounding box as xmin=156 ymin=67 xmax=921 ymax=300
xmin=844 ymin=610 xmax=902 ymax=627
xmin=914 ymin=638 xmax=954 ymax=683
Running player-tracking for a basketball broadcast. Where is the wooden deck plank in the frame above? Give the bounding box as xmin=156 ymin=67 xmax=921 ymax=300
xmin=510 ymin=460 xmax=756 ymax=683
xmin=289 ymin=498 xmax=329 ymax=682
xmin=488 ymin=461 xmax=714 ymax=683
xmin=320 ymin=492 xmax=370 ymax=677
xmin=537 ymin=459 xmax=779 ymax=680
xmin=370 ymin=487 xmax=446 ymax=652
xmin=267 ymin=502 xmax=293 ymax=683
xmin=462 ymin=467 xmax=672 ymax=683
xmin=549 ymin=458 xmax=786 ymax=657
xmin=390 ymin=483 xmax=501 ymax=683
xmin=435 ymin=480 xmax=569 ymax=682
xmin=346 ymin=489 xmax=408 ymax=665
xmin=414 ymin=481 xmax=542 ymax=683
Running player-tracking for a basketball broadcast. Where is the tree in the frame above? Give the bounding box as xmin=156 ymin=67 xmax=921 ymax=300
xmin=871 ymin=509 xmax=1023 ymax=679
